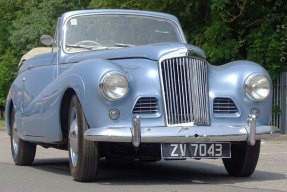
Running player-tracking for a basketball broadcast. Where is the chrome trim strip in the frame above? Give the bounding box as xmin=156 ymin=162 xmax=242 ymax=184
xmin=19 ymin=63 xmax=57 ymax=74
xmin=84 ymin=125 xmax=280 ymax=143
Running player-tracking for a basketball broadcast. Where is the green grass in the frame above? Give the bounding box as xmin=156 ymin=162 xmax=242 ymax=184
xmin=0 ymin=118 xmax=5 ymax=129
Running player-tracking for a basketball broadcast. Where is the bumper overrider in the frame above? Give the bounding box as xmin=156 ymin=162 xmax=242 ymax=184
xmin=84 ymin=112 xmax=280 ymax=147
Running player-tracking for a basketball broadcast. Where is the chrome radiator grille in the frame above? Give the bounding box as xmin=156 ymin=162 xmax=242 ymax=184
xmin=160 ymin=57 xmax=210 ymax=125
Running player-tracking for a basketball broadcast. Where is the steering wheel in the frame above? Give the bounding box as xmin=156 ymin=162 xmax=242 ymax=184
xmin=75 ymin=40 xmax=103 ymax=47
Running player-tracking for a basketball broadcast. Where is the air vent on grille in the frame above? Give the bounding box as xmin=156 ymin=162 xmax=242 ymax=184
xmin=213 ymin=97 xmax=238 ymax=114
xmin=133 ymin=97 xmax=158 ymax=114
xmin=160 ymin=57 xmax=210 ymax=125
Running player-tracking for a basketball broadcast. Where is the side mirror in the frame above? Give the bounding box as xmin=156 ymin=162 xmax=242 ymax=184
xmin=40 ymin=35 xmax=54 ymax=46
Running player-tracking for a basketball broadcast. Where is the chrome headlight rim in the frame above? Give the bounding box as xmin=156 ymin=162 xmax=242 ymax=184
xmin=99 ymin=71 xmax=129 ymax=101
xmin=244 ymin=73 xmax=271 ymax=101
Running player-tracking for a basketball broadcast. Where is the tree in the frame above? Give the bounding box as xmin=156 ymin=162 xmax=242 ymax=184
xmin=0 ymin=0 xmax=90 ymax=108
xmin=89 ymin=0 xmax=287 ymax=78
xmin=0 ymin=0 xmax=23 ymax=107
xmin=207 ymin=0 xmax=287 ymax=79
xmin=0 ymin=0 xmax=286 ymax=108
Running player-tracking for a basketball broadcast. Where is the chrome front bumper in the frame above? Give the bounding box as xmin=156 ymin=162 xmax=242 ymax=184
xmin=84 ymin=114 xmax=280 ymax=147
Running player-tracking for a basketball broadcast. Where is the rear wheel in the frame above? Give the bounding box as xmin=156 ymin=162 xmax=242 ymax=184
xmin=10 ymin=108 xmax=36 ymax=165
xmin=223 ymin=141 xmax=260 ymax=177
xmin=68 ymin=95 xmax=99 ymax=182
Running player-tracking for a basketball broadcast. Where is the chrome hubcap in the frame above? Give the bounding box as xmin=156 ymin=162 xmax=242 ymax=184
xmin=12 ymin=115 xmax=19 ymax=155
xmin=69 ymin=107 xmax=78 ymax=167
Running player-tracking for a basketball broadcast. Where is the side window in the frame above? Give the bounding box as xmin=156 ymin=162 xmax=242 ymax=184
xmin=52 ymin=18 xmax=61 ymax=53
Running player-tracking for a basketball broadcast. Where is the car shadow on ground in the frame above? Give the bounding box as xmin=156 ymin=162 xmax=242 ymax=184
xmin=31 ymin=158 xmax=286 ymax=185
xmin=32 ymin=158 xmax=70 ymax=176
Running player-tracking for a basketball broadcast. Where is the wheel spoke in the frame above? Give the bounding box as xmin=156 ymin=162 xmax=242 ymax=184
xmin=68 ymin=95 xmax=99 ymax=181
xmin=12 ymin=114 xmax=19 ymax=155
xmin=10 ymin=108 xmax=36 ymax=165
xmin=69 ymin=107 xmax=78 ymax=167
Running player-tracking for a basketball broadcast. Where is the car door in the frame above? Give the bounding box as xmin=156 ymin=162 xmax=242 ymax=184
xmin=40 ymin=18 xmax=65 ymax=142
xmin=21 ymin=18 xmax=61 ymax=139
xmin=21 ymin=54 xmax=57 ymax=137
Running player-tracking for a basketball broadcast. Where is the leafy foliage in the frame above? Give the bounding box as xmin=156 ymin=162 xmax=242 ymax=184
xmin=0 ymin=0 xmax=286 ymax=107
xmin=0 ymin=0 xmax=89 ymax=107
xmin=9 ymin=0 xmax=90 ymax=58
xmin=0 ymin=49 xmax=18 ymax=106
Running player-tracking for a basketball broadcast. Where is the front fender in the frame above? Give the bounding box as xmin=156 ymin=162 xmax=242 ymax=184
xmin=5 ymin=76 xmax=24 ymax=136
xmin=74 ymin=58 xmax=164 ymax=130
xmin=208 ymin=60 xmax=272 ymax=126
xmin=5 ymin=91 xmax=13 ymax=136
xmin=39 ymin=59 xmax=124 ymax=142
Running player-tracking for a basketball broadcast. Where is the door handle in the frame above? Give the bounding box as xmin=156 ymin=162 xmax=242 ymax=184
xmin=60 ymin=66 xmax=70 ymax=69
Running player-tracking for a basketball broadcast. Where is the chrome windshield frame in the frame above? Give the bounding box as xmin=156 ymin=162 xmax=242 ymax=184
xmin=62 ymin=12 xmax=187 ymax=54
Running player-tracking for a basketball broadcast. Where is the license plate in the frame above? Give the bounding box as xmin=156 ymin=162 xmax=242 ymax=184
xmin=161 ymin=143 xmax=231 ymax=159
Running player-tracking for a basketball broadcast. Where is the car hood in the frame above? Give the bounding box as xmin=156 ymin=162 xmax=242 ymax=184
xmin=64 ymin=43 xmax=206 ymax=63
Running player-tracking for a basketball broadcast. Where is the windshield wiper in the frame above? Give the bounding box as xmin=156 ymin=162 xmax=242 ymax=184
xmin=66 ymin=44 xmax=111 ymax=51
xmin=90 ymin=47 xmax=111 ymax=51
xmin=66 ymin=44 xmax=94 ymax=50
xmin=66 ymin=43 xmax=131 ymax=51
xmin=114 ymin=43 xmax=135 ymax=47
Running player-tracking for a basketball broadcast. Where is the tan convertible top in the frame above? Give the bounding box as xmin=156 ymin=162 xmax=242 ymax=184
xmin=18 ymin=47 xmax=52 ymax=67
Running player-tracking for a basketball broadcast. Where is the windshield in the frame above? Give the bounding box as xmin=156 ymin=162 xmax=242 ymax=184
xmin=64 ymin=14 xmax=183 ymax=53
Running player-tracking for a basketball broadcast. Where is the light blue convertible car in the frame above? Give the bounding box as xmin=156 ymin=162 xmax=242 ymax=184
xmin=5 ymin=9 xmax=279 ymax=181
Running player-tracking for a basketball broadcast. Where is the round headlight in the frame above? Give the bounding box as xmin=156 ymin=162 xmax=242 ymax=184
xmin=244 ymin=74 xmax=270 ymax=101
xmin=100 ymin=72 xmax=129 ymax=101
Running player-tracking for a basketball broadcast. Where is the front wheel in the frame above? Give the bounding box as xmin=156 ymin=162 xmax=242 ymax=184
xmin=10 ymin=108 xmax=36 ymax=165
xmin=223 ymin=141 xmax=260 ymax=177
xmin=68 ymin=95 xmax=99 ymax=182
